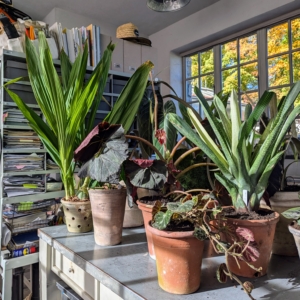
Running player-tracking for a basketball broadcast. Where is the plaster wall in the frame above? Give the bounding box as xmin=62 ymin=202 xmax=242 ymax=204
xmin=149 ymin=0 xmax=300 ymax=97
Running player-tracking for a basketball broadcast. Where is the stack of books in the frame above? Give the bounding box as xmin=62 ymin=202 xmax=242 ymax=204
xmin=3 ymin=129 xmax=42 ymax=149
xmin=49 ymin=22 xmax=101 ymax=67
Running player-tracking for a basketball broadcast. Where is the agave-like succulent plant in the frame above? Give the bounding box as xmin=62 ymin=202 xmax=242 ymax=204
xmin=167 ymin=83 xmax=300 ymax=213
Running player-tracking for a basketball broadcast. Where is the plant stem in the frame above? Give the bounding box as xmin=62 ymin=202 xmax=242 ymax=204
xmin=176 ymin=163 xmax=217 ymax=179
xmin=125 ymin=135 xmax=165 ymax=161
xmin=168 ymin=136 xmax=186 ymax=162
xmin=174 ymin=147 xmax=200 ymax=167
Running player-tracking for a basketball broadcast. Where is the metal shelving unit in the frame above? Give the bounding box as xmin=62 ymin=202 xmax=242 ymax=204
xmin=0 ymin=49 xmax=133 ymax=300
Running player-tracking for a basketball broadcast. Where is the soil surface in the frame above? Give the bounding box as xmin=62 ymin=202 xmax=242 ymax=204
xmin=165 ymin=220 xmax=194 ymax=232
xmin=139 ymin=197 xmax=171 ymax=205
xmin=223 ymin=207 xmax=276 ymax=220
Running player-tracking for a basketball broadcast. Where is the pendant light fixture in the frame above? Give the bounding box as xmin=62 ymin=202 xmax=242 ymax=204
xmin=147 ymin=0 xmax=191 ymax=12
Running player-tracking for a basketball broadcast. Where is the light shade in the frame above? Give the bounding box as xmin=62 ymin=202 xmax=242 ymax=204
xmin=147 ymin=0 xmax=191 ymax=12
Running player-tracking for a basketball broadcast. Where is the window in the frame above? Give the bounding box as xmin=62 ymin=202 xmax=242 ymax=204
xmin=184 ymin=14 xmax=300 ymax=120
xmin=185 ymin=48 xmax=214 ymax=117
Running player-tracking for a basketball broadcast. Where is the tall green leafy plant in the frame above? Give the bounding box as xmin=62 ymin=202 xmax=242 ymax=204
xmin=4 ymin=32 xmax=153 ymax=200
xmin=167 ymin=83 xmax=300 ymax=213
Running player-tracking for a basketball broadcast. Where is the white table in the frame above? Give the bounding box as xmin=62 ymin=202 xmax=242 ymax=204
xmin=38 ymin=225 xmax=300 ymax=300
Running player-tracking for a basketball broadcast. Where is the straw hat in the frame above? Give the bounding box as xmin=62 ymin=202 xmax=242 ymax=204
xmin=116 ymin=22 xmax=151 ymax=47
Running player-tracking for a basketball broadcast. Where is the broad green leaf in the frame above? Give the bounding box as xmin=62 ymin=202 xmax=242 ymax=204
xmin=167 ymin=200 xmax=194 ymax=213
xmin=282 ymin=207 xmax=300 ymax=220
xmin=152 ymin=210 xmax=173 ymax=230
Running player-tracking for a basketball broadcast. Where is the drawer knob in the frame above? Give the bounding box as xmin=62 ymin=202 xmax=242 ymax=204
xmin=69 ymin=267 xmax=74 ymax=273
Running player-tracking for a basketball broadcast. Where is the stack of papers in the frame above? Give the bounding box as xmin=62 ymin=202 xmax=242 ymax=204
xmin=3 ymin=175 xmax=45 ymax=197
xmin=3 ymin=153 xmax=44 ymax=172
xmin=3 ymin=108 xmax=42 ymax=125
xmin=3 ymin=129 xmax=42 ymax=149
xmin=46 ymin=159 xmax=59 ymax=169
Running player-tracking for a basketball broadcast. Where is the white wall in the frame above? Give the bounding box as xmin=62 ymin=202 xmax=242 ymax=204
xmin=43 ymin=8 xmax=117 ymax=37
xmin=149 ymin=0 xmax=300 ymax=97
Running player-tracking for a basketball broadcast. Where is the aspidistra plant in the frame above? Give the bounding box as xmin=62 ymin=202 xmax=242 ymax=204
xmin=167 ymin=82 xmax=300 ymax=213
xmin=4 ymin=32 xmax=113 ymax=200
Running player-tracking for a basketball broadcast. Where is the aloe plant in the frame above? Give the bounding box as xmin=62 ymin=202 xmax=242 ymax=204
xmin=4 ymin=32 xmax=153 ymax=201
xmin=167 ymin=83 xmax=300 ymax=213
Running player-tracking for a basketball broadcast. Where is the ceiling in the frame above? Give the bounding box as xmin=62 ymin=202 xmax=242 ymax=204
xmin=12 ymin=0 xmax=220 ymax=36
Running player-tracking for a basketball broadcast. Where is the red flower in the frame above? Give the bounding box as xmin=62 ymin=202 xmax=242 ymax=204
xmin=155 ymin=129 xmax=166 ymax=145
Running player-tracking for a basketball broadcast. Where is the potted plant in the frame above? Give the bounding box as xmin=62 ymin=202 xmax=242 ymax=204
xmin=148 ymin=194 xmax=259 ymax=299
xmin=4 ymin=32 xmax=154 ymax=233
xmin=281 ymin=206 xmax=300 ymax=257
xmin=167 ymin=83 xmax=300 ymax=277
xmin=265 ymin=94 xmax=300 ymax=256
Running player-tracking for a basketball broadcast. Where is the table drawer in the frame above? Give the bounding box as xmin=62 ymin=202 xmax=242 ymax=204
xmin=51 ymin=248 xmax=95 ymax=299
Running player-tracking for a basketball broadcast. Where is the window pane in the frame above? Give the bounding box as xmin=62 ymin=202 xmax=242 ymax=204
xmin=267 ymin=22 xmax=289 ymax=56
xmin=222 ymin=68 xmax=238 ymax=94
xmin=200 ymin=49 xmax=214 ymax=74
xmin=222 ymin=40 xmax=237 ymax=68
xmin=200 ymin=74 xmax=214 ymax=90
xmin=241 ymin=92 xmax=259 ymax=120
xmin=186 ymin=54 xmax=198 ymax=78
xmin=240 ymin=62 xmax=258 ymax=91
xmin=186 ymin=78 xmax=199 ymax=102
xmin=240 ymin=34 xmax=258 ymax=63
xmin=269 ymin=87 xmax=290 ymax=102
xmin=292 ymin=18 xmax=300 ymax=49
xmin=293 ymin=51 xmax=300 ymax=82
xmin=268 ymin=54 xmax=290 ymax=87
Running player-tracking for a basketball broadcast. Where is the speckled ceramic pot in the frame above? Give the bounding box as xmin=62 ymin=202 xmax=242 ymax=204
xmin=61 ymin=199 xmax=93 ymax=233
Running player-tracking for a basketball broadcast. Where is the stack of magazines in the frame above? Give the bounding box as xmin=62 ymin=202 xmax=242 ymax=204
xmin=3 ymin=129 xmax=42 ymax=149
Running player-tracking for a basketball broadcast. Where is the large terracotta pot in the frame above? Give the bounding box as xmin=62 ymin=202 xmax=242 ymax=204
xmin=137 ymin=200 xmax=155 ymax=259
xmin=88 ymin=188 xmax=126 ymax=246
xmin=123 ymin=200 xmax=144 ymax=228
xmin=270 ymin=192 xmax=300 ymax=256
xmin=148 ymin=224 xmax=204 ymax=294
xmin=226 ymin=212 xmax=279 ymax=277
xmin=61 ymin=199 xmax=93 ymax=233
xmin=288 ymin=223 xmax=300 ymax=258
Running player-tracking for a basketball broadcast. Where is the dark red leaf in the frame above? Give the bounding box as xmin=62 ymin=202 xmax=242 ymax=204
xmin=74 ymin=122 xmax=120 ymax=163
xmin=155 ymin=128 xmax=166 ymax=145
xmin=132 ymin=159 xmax=154 ymax=168
xmin=216 ymin=263 xmax=228 ymax=283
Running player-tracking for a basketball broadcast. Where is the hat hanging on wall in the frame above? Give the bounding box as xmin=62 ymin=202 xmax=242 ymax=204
xmin=116 ymin=23 xmax=152 ymax=47
xmin=147 ymin=0 xmax=191 ymax=12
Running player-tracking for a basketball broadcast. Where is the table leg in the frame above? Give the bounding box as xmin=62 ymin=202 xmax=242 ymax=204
xmin=39 ymin=239 xmax=61 ymax=300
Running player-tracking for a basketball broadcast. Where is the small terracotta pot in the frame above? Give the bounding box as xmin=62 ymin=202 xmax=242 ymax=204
xmin=61 ymin=199 xmax=93 ymax=233
xmin=89 ymin=188 xmax=126 ymax=246
xmin=137 ymin=200 xmax=155 ymax=259
xmin=288 ymin=223 xmax=300 ymax=258
xmin=270 ymin=192 xmax=300 ymax=256
xmin=148 ymin=223 xmax=204 ymax=294
xmin=123 ymin=200 xmax=144 ymax=228
xmin=226 ymin=212 xmax=279 ymax=277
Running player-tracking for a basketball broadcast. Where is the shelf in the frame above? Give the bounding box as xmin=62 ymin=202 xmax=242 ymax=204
xmin=2 ymin=124 xmax=32 ymax=130
xmin=103 ymin=92 xmax=122 ymax=97
xmin=2 ymin=148 xmax=45 ymax=154
xmin=3 ymin=78 xmax=31 ymax=86
xmin=2 ymin=190 xmax=65 ymax=204
xmin=3 ymin=101 xmax=40 ymax=109
xmin=3 ymin=169 xmax=60 ymax=176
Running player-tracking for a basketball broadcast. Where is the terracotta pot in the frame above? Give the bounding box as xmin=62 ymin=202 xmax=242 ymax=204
xmin=148 ymin=224 xmax=204 ymax=294
xmin=61 ymin=199 xmax=93 ymax=233
xmin=136 ymin=188 xmax=161 ymax=200
xmin=88 ymin=188 xmax=126 ymax=246
xmin=288 ymin=224 xmax=300 ymax=258
xmin=226 ymin=212 xmax=279 ymax=277
xmin=137 ymin=200 xmax=155 ymax=259
xmin=270 ymin=192 xmax=300 ymax=256
xmin=123 ymin=200 xmax=144 ymax=228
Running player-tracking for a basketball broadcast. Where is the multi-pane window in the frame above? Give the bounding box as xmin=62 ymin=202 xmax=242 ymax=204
xmin=185 ymin=49 xmax=214 ymax=117
xmin=184 ymin=15 xmax=300 ymax=118
xmin=221 ymin=34 xmax=258 ymax=118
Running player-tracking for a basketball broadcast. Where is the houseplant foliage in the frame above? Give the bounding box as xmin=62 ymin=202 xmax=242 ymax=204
xmin=4 ymin=32 xmax=113 ymax=201
xmin=149 ymin=194 xmax=258 ymax=299
xmin=4 ymin=32 xmax=154 ymax=202
xmin=167 ymin=83 xmax=300 ymax=213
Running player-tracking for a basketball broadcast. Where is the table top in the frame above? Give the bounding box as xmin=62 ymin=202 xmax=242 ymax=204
xmin=38 ymin=225 xmax=300 ymax=300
